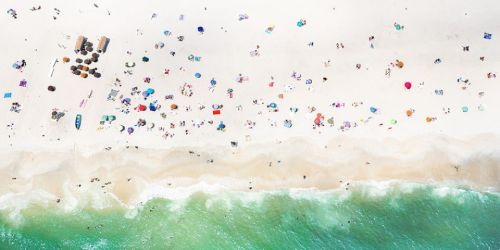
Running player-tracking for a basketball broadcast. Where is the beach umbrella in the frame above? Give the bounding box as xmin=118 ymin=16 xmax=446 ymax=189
xmin=297 ymin=21 xmax=304 ymax=27
xmin=85 ymin=41 xmax=93 ymax=47
xmin=284 ymin=120 xmax=292 ymax=128
xmin=48 ymin=85 xmax=56 ymax=92
xmin=73 ymin=70 xmax=81 ymax=75
xmin=389 ymin=119 xmax=397 ymax=125
xmin=406 ymin=109 xmax=414 ymax=117
xmin=142 ymin=91 xmax=150 ymax=98
xmin=80 ymin=73 xmax=88 ymax=78
xmin=370 ymin=107 xmax=378 ymax=113
xmin=195 ymin=72 xmax=201 ymax=78
xmin=396 ymin=60 xmax=404 ymax=68
xmin=12 ymin=63 xmax=20 ymax=69
xmin=146 ymin=88 xmax=155 ymax=95
xmin=127 ymin=127 xmax=134 ymax=134
xmin=269 ymin=102 xmax=277 ymax=109
xmin=92 ymin=53 xmax=99 ymax=59
xmin=327 ymin=117 xmax=334 ymax=125
xmin=86 ymin=46 xmax=93 ymax=52
xmin=84 ymin=59 xmax=92 ymax=65
xmin=81 ymin=50 xmax=88 ymax=56
xmin=91 ymin=57 xmax=98 ymax=62
xmin=218 ymin=122 xmax=225 ymax=130
xmin=404 ymin=81 xmax=412 ymax=89
xmin=81 ymin=66 xmax=89 ymax=71
xmin=149 ymin=103 xmax=157 ymax=111
xmin=76 ymin=58 xmax=83 ymax=63
xmin=94 ymin=72 xmax=101 ymax=78
xmin=89 ymin=68 xmax=95 ymax=75
xmin=170 ymin=103 xmax=178 ymax=110
xmin=142 ymin=56 xmax=149 ymax=62
xmin=462 ymin=106 xmax=469 ymax=112
xmin=77 ymin=65 xmax=83 ymax=70
xmin=70 ymin=65 xmax=77 ymax=71
xmin=210 ymin=78 xmax=217 ymax=86
xmin=197 ymin=26 xmax=204 ymax=33
xmin=62 ymin=57 xmax=70 ymax=63
xmin=305 ymin=79 xmax=312 ymax=84
xmin=138 ymin=104 xmax=147 ymax=111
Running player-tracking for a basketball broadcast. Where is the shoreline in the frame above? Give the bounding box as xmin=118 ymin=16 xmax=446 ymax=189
xmin=0 ymin=134 xmax=498 ymax=211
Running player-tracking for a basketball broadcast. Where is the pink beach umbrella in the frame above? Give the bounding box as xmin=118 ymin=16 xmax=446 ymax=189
xmin=404 ymin=81 xmax=412 ymax=89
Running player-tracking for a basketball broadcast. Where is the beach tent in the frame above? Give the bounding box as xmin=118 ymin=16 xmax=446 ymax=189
xmin=142 ymin=56 xmax=149 ymax=62
xmin=305 ymin=79 xmax=312 ymax=84
xmin=484 ymin=33 xmax=492 ymax=39
xmin=122 ymin=97 xmax=131 ymax=105
xmin=213 ymin=110 xmax=221 ymax=115
xmin=197 ymin=26 xmax=204 ymax=33
xmin=3 ymin=92 xmax=12 ymax=99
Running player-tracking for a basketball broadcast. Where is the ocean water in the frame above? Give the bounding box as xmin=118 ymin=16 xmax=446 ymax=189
xmin=0 ymin=184 xmax=498 ymax=249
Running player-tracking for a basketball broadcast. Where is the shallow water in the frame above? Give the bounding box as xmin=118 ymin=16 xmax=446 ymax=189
xmin=0 ymin=185 xmax=498 ymax=249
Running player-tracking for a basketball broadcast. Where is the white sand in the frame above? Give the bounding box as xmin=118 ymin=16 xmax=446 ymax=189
xmin=0 ymin=0 xmax=499 ymax=208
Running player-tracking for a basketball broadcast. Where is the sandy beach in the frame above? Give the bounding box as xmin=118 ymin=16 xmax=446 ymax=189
xmin=0 ymin=1 xmax=500 ymax=247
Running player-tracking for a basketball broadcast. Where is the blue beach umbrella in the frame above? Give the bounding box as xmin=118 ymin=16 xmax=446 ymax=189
xmin=217 ymin=121 xmax=226 ymax=130
xmin=195 ymin=72 xmax=201 ymax=78
xmin=297 ymin=21 xmax=303 ymax=27
xmin=370 ymin=107 xmax=378 ymax=113
xmin=210 ymin=78 xmax=217 ymax=86
xmin=305 ymin=79 xmax=312 ymax=84
xmin=197 ymin=26 xmax=204 ymax=33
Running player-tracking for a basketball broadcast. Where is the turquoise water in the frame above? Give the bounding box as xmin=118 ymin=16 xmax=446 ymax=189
xmin=0 ymin=185 xmax=498 ymax=249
